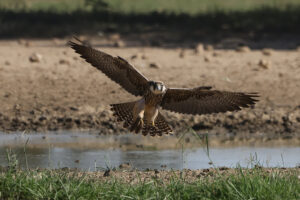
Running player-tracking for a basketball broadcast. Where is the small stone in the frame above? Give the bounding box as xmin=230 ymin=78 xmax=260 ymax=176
xmin=103 ymin=169 xmax=110 ymax=177
xmin=218 ymin=167 xmax=229 ymax=171
xmin=130 ymin=54 xmax=138 ymax=60
xmin=179 ymin=49 xmax=185 ymax=58
xmin=14 ymin=104 xmax=21 ymax=111
xmin=204 ymin=55 xmax=211 ymax=62
xmin=114 ymin=40 xmax=125 ymax=48
xmin=4 ymin=61 xmax=10 ymax=66
xmin=258 ymin=59 xmax=271 ymax=69
xmin=205 ymin=45 xmax=214 ymax=51
xmin=119 ymin=163 xmax=131 ymax=169
xmin=149 ymin=62 xmax=160 ymax=69
xmin=3 ymin=92 xmax=10 ymax=98
xmin=29 ymin=53 xmax=42 ymax=63
xmin=74 ymin=160 xmax=80 ymax=163
xmin=141 ymin=54 xmax=147 ymax=60
xmin=25 ymin=41 xmax=31 ymax=47
xmin=236 ymin=46 xmax=251 ymax=52
xmin=262 ymin=114 xmax=270 ymax=122
xmin=262 ymin=48 xmax=272 ymax=56
xmin=203 ymin=168 xmax=210 ymax=172
xmin=69 ymin=107 xmax=78 ymax=111
xmin=194 ymin=43 xmax=204 ymax=54
xmin=212 ymin=52 xmax=220 ymax=57
xmin=59 ymin=59 xmax=70 ymax=65
xmin=39 ymin=116 xmax=47 ymax=122
xmin=109 ymin=33 xmax=121 ymax=41
xmin=130 ymin=52 xmax=143 ymax=60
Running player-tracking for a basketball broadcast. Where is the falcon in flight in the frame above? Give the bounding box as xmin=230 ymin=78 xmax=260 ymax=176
xmin=69 ymin=38 xmax=258 ymax=136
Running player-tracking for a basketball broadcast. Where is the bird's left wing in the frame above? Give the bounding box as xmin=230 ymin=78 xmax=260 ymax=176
xmin=69 ymin=39 xmax=149 ymax=96
xmin=161 ymin=87 xmax=258 ymax=115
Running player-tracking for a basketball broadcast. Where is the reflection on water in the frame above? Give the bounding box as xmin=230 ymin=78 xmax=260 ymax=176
xmin=1 ymin=146 xmax=300 ymax=171
xmin=0 ymin=132 xmax=299 ymax=171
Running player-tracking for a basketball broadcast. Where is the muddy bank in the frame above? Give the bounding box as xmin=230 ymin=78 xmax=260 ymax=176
xmin=0 ymin=40 xmax=299 ymax=143
xmin=1 ymin=167 xmax=298 ymax=184
xmin=0 ymin=106 xmax=299 ymax=145
xmin=72 ymin=168 xmax=300 ymax=184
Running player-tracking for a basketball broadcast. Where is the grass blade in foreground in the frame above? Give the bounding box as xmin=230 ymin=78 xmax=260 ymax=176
xmin=0 ymin=167 xmax=299 ymax=200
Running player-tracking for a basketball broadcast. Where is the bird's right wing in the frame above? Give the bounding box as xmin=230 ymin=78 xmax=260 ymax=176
xmin=161 ymin=87 xmax=259 ymax=115
xmin=69 ymin=39 xmax=149 ymax=96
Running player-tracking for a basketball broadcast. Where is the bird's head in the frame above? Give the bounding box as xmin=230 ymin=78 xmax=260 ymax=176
xmin=149 ymin=81 xmax=166 ymax=94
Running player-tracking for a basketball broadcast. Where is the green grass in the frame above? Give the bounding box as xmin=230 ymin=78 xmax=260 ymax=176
xmin=106 ymin=0 xmax=300 ymax=15
xmin=1 ymin=145 xmax=299 ymax=199
xmin=0 ymin=167 xmax=299 ymax=199
xmin=1 ymin=0 xmax=300 ymax=14
xmin=0 ymin=0 xmax=299 ymax=39
xmin=0 ymin=0 xmax=86 ymax=13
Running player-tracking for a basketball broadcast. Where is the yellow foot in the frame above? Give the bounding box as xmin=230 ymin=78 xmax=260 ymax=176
xmin=140 ymin=119 xmax=144 ymax=127
xmin=152 ymin=121 xmax=156 ymax=127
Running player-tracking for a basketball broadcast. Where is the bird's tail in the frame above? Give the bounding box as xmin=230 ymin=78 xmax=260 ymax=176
xmin=142 ymin=113 xmax=172 ymax=136
xmin=110 ymin=101 xmax=136 ymax=130
xmin=111 ymin=101 xmax=145 ymax=134
xmin=111 ymin=103 xmax=172 ymax=136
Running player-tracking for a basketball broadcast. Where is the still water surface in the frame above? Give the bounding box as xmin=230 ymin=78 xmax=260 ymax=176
xmin=0 ymin=132 xmax=299 ymax=171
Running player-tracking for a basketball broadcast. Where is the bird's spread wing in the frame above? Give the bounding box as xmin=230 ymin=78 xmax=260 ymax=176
xmin=161 ymin=87 xmax=259 ymax=115
xmin=69 ymin=39 xmax=149 ymax=96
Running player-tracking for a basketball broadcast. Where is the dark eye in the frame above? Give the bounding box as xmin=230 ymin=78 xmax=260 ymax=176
xmin=149 ymin=81 xmax=154 ymax=87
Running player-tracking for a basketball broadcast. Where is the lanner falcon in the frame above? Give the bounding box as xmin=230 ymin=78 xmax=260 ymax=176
xmin=69 ymin=39 xmax=258 ymax=136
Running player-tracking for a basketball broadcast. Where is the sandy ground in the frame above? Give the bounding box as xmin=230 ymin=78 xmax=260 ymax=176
xmin=0 ymin=39 xmax=299 ymax=145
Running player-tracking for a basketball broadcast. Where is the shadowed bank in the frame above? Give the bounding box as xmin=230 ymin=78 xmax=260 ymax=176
xmin=0 ymin=3 xmax=300 ymax=49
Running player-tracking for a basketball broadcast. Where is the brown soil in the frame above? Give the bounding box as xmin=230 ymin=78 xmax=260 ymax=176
xmin=0 ymin=39 xmax=299 ymax=145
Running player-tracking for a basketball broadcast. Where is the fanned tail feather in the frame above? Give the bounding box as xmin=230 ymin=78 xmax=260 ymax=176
xmin=110 ymin=102 xmax=135 ymax=129
xmin=111 ymin=103 xmax=172 ymax=136
xmin=142 ymin=113 xmax=172 ymax=136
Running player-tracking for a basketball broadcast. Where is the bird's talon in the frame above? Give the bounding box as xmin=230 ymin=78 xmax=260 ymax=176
xmin=152 ymin=122 xmax=156 ymax=127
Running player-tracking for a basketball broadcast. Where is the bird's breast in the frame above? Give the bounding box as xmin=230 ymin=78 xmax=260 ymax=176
xmin=144 ymin=91 xmax=164 ymax=107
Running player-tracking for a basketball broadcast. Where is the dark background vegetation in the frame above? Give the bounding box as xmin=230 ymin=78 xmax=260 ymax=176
xmin=0 ymin=0 xmax=300 ymax=48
